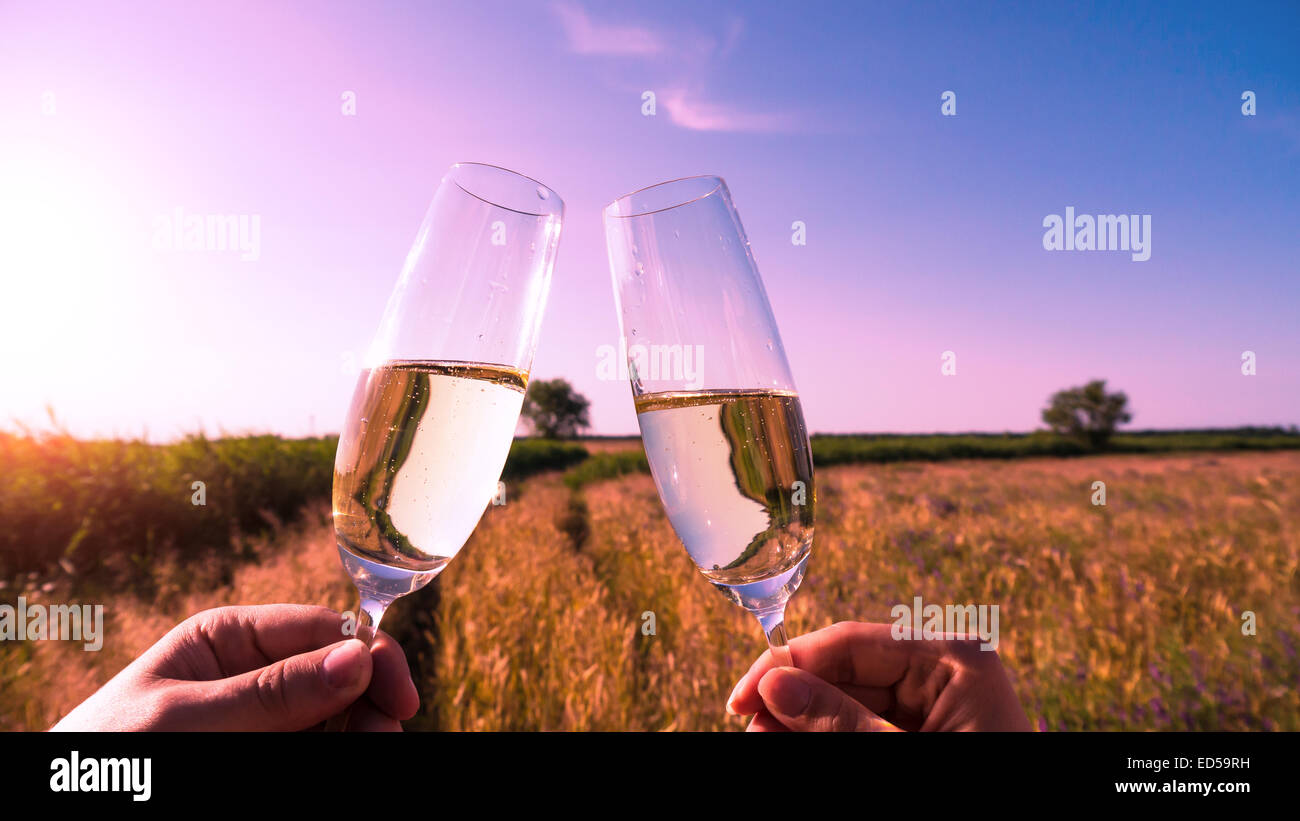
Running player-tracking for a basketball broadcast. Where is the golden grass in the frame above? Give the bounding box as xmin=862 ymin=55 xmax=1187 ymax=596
xmin=0 ymin=505 xmax=354 ymax=730
xmin=574 ymin=437 xmax=642 ymax=454
xmin=3 ymin=451 xmax=1296 ymax=731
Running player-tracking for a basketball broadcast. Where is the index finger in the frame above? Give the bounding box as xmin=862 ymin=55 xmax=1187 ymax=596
xmin=366 ymin=631 xmax=420 ymax=720
xmin=726 ymin=622 xmax=917 ymax=716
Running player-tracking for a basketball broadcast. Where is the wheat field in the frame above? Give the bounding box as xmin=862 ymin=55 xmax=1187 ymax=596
xmin=3 ymin=450 xmax=1297 ymax=731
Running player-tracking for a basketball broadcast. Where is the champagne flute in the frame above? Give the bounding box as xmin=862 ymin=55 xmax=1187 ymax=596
xmin=603 ymin=175 xmax=813 ymax=669
xmin=328 ymin=162 xmax=562 ymax=729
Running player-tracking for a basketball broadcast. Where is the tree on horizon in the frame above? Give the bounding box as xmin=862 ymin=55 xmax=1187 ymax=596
xmin=1041 ymin=380 xmax=1132 ymax=450
xmin=522 ymin=378 xmax=591 ymax=439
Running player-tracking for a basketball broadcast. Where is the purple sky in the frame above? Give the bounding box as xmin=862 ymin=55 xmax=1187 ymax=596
xmin=1 ymin=1 xmax=1296 ymax=439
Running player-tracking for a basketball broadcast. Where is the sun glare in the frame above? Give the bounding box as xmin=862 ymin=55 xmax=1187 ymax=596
xmin=0 ymin=137 xmax=134 ymax=425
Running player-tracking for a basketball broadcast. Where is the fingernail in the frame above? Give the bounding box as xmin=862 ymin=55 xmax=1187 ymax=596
xmin=323 ymin=640 xmax=366 ymax=689
xmin=725 ymin=678 xmax=746 ymax=715
xmin=762 ymin=668 xmax=810 ymax=715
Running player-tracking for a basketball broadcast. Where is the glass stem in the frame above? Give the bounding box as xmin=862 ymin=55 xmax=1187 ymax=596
xmin=755 ymin=606 xmax=794 ymax=669
xmin=323 ymin=595 xmax=389 ymax=732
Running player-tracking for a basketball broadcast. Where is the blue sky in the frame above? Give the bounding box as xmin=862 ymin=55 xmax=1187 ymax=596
xmin=0 ymin=0 xmax=1295 ymax=438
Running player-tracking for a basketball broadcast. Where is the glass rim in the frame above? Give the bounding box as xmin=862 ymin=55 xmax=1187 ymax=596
xmin=605 ymin=174 xmax=725 ymax=219
xmin=448 ymin=161 xmax=563 ymax=218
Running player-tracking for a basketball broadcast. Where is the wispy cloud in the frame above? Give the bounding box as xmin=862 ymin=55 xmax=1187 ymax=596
xmin=551 ymin=1 xmax=664 ymax=57
xmin=551 ymin=4 xmax=806 ymax=134
xmin=660 ymin=87 xmax=796 ymax=133
xmin=716 ymin=16 xmax=745 ymax=59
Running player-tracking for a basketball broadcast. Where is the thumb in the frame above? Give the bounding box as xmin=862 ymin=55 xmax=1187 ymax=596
xmin=195 ymin=639 xmax=373 ymax=731
xmin=757 ymin=667 xmax=901 ymax=732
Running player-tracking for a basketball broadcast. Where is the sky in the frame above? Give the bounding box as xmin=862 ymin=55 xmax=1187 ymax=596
xmin=1 ymin=0 xmax=1296 ymax=438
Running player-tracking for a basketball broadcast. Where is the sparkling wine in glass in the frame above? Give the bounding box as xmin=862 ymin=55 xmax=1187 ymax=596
xmin=603 ymin=175 xmax=813 ymax=668
xmin=328 ymin=162 xmax=562 ymax=728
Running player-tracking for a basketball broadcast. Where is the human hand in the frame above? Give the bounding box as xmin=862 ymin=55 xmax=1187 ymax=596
xmin=727 ymin=621 xmax=1032 ymax=732
xmin=52 ymin=604 xmax=419 ymax=731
